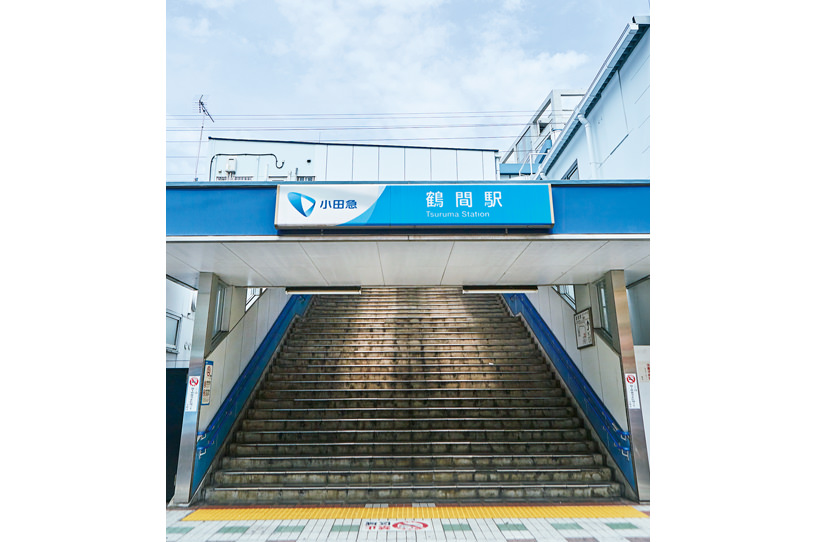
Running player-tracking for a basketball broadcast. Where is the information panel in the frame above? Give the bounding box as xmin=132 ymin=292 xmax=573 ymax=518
xmin=275 ymin=184 xmax=554 ymax=228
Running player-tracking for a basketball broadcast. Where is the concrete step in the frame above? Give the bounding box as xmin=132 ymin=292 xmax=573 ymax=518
xmin=273 ymin=362 xmax=548 ymax=372
xmin=266 ymin=370 xmax=552 ymax=383
xmin=221 ymin=453 xmax=606 ymax=470
xmin=277 ymin=351 xmax=542 ymax=361
xmin=312 ymin=301 xmax=504 ymax=309
xmin=233 ymin=428 xmax=589 ymax=444
xmin=204 ymin=482 xmax=621 ymax=504
xmin=262 ymin=377 xmax=556 ymax=389
xmin=248 ymin=406 xmax=576 ymax=419
xmin=213 ymin=466 xmax=614 ymax=486
xmin=230 ymin=441 xmax=598 ymax=455
xmin=287 ymin=332 xmax=530 ymax=340
xmin=284 ymin=339 xmax=535 ymax=349
xmin=286 ymin=345 xmax=535 ymax=360
xmin=242 ymin=417 xmax=582 ymax=431
xmin=303 ymin=316 xmax=519 ymax=325
xmin=261 ymin=380 xmax=553 ymax=392
xmin=252 ymin=390 xmax=569 ymax=404
xmin=295 ymin=322 xmax=524 ymax=332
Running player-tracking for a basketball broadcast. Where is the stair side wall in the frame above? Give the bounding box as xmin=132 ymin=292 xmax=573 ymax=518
xmin=198 ymin=287 xmax=289 ymax=430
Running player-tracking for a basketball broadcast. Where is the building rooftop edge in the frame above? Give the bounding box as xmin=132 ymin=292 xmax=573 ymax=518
xmin=208 ymin=137 xmax=498 ymax=153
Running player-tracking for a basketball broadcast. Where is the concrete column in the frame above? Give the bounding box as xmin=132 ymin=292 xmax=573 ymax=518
xmin=609 ymin=270 xmax=650 ymax=502
xmin=171 ymin=272 xmax=218 ymax=505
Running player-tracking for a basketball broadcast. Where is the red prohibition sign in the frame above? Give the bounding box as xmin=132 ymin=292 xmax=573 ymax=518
xmin=190 ymin=377 xmax=199 ymax=386
xmin=392 ymin=521 xmax=429 ymax=531
xmin=626 ymin=375 xmax=636 ymax=384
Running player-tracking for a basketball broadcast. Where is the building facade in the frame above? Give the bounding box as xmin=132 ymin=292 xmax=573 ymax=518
xmin=166 ymin=16 xmax=650 ymax=505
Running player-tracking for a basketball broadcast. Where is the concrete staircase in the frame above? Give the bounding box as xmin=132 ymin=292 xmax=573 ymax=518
xmin=202 ymin=287 xmax=622 ymax=504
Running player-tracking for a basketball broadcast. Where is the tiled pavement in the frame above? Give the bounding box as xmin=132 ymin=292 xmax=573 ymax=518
xmin=166 ymin=504 xmax=650 ymax=541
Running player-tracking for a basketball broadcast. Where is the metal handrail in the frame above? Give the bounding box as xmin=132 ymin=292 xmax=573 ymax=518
xmin=518 ymin=299 xmax=629 ymax=446
xmin=195 ymin=295 xmax=310 ymax=455
xmin=503 ymin=293 xmax=634 ymax=488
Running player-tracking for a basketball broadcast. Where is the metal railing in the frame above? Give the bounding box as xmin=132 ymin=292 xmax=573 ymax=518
xmin=503 ymin=293 xmax=635 ymax=490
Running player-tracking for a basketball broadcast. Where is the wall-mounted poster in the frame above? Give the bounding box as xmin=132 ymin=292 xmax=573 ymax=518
xmin=574 ymin=308 xmax=594 ymax=349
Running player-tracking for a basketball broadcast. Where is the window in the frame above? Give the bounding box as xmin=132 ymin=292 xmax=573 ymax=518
xmin=245 ymin=287 xmax=264 ymax=311
xmin=552 ymin=285 xmax=576 ymax=310
xmin=595 ymin=279 xmax=611 ymax=334
xmin=212 ymin=281 xmax=228 ymax=339
xmin=562 ymin=160 xmax=579 ymax=180
xmin=166 ymin=312 xmax=181 ymax=353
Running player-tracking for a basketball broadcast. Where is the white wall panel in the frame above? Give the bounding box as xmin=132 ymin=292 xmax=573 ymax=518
xmin=502 ymin=241 xmax=605 ymax=285
xmin=569 ymin=241 xmax=649 ymax=276
xmin=482 ymin=152 xmax=497 ymax=180
xmin=223 ymin=330 xmax=242 ymax=392
xmin=579 ymin=348 xmax=603 ymax=407
xmin=240 ymin=308 xmax=258 ymax=373
xmin=405 ymin=148 xmax=431 ymax=181
xmin=430 ymin=149 xmax=457 ymax=181
xmin=302 ymin=242 xmax=384 ymax=285
xmin=597 ymin=338 xmax=627 ymax=427
xmin=378 ymin=241 xmax=452 ymax=285
xmin=255 ymin=294 xmax=269 ymax=353
xmin=592 ymin=75 xmax=629 ymax=170
xmin=378 ymin=147 xmax=405 ymax=181
xmin=457 ymin=150 xmax=484 ymax=180
xmin=619 ymin=30 xmax=650 ymax=129
xmin=226 ymin=243 xmax=326 ymax=287
xmin=325 ymin=145 xmax=354 ymax=181
xmin=441 ymin=241 xmax=528 ymax=284
xmin=352 ymin=146 xmax=379 ymax=181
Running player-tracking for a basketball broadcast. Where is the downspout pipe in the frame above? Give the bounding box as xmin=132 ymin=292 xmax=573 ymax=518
xmin=577 ymin=114 xmax=597 ymax=180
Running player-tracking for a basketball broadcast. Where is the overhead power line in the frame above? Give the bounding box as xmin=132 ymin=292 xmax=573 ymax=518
xmin=166 ymin=122 xmax=529 ymax=132
xmin=167 ymin=110 xmax=538 ymax=119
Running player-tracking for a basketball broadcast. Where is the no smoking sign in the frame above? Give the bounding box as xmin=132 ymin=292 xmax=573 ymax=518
xmin=624 ymin=373 xmax=640 ymax=409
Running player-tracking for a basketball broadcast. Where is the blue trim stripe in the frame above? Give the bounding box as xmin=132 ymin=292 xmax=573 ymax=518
xmin=503 ymin=293 xmax=635 ymax=491
xmin=191 ymin=294 xmax=311 ymax=494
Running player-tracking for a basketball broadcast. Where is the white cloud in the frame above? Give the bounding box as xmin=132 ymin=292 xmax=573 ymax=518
xmin=183 ymin=0 xmax=243 ymax=9
xmin=264 ymin=0 xmax=588 ymax=117
xmin=502 ymin=0 xmax=525 ymax=11
xmin=171 ymin=16 xmax=213 ymax=40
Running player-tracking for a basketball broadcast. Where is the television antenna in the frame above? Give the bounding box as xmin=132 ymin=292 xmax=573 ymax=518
xmin=194 ymin=95 xmax=214 ymax=181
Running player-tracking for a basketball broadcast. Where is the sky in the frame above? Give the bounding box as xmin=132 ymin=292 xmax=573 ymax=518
xmin=166 ymin=0 xmax=650 ymax=181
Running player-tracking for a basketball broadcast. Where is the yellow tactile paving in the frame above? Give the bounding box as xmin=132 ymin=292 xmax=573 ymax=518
xmin=182 ymin=504 xmax=646 ymax=521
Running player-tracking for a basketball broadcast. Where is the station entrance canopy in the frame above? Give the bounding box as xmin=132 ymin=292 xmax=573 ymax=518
xmin=166 ymin=180 xmax=649 ymax=289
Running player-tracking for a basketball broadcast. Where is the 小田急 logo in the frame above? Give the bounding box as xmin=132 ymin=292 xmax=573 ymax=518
xmin=287 ymin=192 xmax=316 ymax=217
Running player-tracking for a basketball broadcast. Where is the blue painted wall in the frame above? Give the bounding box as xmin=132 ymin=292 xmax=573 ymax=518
xmin=166 ymin=181 xmax=648 ymax=236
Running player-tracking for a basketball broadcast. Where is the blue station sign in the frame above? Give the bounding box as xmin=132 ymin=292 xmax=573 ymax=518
xmin=275 ymin=184 xmax=554 ymax=229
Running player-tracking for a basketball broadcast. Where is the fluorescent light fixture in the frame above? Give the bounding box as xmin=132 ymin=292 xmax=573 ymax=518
xmin=462 ymin=285 xmax=539 ymax=294
xmin=285 ymin=287 xmax=362 ymax=295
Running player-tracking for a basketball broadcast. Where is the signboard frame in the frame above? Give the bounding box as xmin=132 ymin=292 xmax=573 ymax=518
xmin=574 ymin=307 xmax=595 ymax=349
xmin=274 ymin=183 xmax=555 ymax=229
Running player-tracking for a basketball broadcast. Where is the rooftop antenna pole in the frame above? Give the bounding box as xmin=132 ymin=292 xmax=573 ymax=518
xmin=194 ymin=95 xmax=214 ymax=181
